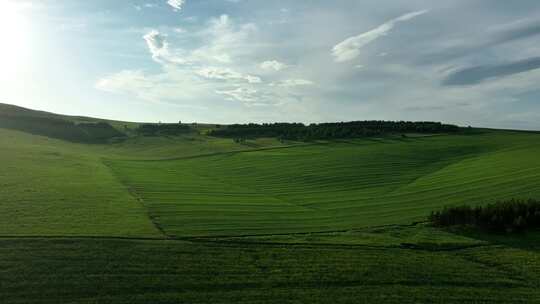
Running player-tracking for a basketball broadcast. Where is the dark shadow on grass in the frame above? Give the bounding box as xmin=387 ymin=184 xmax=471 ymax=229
xmin=441 ymin=226 xmax=540 ymax=252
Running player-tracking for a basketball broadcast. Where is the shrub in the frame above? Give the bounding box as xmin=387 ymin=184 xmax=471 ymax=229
xmin=429 ymin=199 xmax=540 ymax=233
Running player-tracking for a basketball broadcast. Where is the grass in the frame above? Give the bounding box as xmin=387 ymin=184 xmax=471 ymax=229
xmin=0 ymin=128 xmax=286 ymax=237
xmin=1 ymin=228 xmax=539 ymax=303
xmin=0 ymin=129 xmax=160 ymax=237
xmin=108 ymin=131 xmax=540 ymax=237
xmin=1 ymin=106 xmax=540 ymax=303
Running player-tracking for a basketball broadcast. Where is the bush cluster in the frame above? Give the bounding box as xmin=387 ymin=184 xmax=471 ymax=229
xmin=429 ymin=199 xmax=540 ymax=233
xmin=209 ymin=121 xmax=460 ymax=141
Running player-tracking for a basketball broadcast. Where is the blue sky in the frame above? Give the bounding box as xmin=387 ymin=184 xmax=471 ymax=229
xmin=2 ymin=0 xmax=540 ymax=129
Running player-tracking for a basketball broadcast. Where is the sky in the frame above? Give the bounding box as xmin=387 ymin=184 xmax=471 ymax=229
xmin=2 ymin=0 xmax=540 ymax=129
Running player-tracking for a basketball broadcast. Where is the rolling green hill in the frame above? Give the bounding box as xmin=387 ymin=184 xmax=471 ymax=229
xmin=0 ymin=103 xmax=139 ymax=130
xmin=0 ymin=103 xmax=130 ymax=143
xmin=1 ymin=103 xmax=539 ymax=303
xmin=108 ymin=131 xmax=540 ymax=237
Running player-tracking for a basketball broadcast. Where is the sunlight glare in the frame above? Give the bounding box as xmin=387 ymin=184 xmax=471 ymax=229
xmin=0 ymin=0 xmax=30 ymax=81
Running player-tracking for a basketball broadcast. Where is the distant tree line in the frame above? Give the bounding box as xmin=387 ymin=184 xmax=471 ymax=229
xmin=135 ymin=123 xmax=192 ymax=136
xmin=209 ymin=121 xmax=460 ymax=141
xmin=429 ymin=199 xmax=540 ymax=233
xmin=0 ymin=114 xmax=124 ymax=143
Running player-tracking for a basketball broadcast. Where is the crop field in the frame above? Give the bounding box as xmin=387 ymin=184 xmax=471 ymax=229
xmin=0 ymin=129 xmax=160 ymax=237
xmin=108 ymin=131 xmax=540 ymax=237
xmin=2 ymin=228 xmax=540 ymax=303
xmin=1 ymin=122 xmax=540 ymax=303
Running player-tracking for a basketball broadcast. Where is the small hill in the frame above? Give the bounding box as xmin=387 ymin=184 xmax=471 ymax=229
xmin=0 ymin=103 xmax=127 ymax=143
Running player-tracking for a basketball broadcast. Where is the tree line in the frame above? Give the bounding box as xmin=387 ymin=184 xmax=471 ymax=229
xmin=0 ymin=114 xmax=125 ymax=143
xmin=209 ymin=121 xmax=461 ymax=141
xmin=429 ymin=199 xmax=540 ymax=233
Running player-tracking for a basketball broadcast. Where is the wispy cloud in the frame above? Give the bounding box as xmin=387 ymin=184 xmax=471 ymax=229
xmin=260 ymin=60 xmax=288 ymax=71
xmin=271 ymin=79 xmax=314 ymax=87
xmin=216 ymin=87 xmax=259 ymax=103
xmin=20 ymin=0 xmax=540 ymax=128
xmin=95 ymin=69 xmax=214 ymax=105
xmin=95 ymin=70 xmax=152 ymax=94
xmin=420 ymin=17 xmax=540 ymax=65
xmin=196 ymin=67 xmax=262 ymax=83
xmin=98 ymin=15 xmax=299 ymax=107
xmin=332 ymin=10 xmax=428 ymax=62
xmin=191 ymin=14 xmax=257 ymax=64
xmin=443 ymin=56 xmax=540 ymax=86
xmin=141 ymin=14 xmax=257 ymax=66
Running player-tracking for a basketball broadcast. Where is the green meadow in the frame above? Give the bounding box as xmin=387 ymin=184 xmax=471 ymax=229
xmin=1 ymin=105 xmax=540 ymax=303
xmin=109 ymin=131 xmax=540 ymax=237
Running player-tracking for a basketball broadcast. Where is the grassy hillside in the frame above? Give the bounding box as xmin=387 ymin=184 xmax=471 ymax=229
xmin=0 ymin=103 xmax=130 ymax=143
xmin=108 ymin=131 xmax=540 ymax=237
xmin=0 ymin=126 xmax=285 ymax=236
xmin=0 ymin=128 xmax=161 ymax=237
xmin=1 ymin=105 xmax=540 ymax=303
xmin=0 ymin=103 xmax=139 ymax=130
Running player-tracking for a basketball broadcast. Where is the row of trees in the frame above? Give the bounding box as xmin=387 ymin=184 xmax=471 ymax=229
xmin=209 ymin=121 xmax=461 ymax=141
xmin=0 ymin=114 xmax=124 ymax=143
xmin=429 ymin=199 xmax=540 ymax=233
xmin=135 ymin=123 xmax=192 ymax=136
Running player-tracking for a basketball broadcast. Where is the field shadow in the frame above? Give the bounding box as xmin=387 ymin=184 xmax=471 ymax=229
xmin=445 ymin=227 xmax=540 ymax=252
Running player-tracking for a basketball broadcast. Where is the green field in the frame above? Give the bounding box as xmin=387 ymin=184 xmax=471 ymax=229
xmin=1 ymin=105 xmax=540 ymax=303
xmin=109 ymin=132 xmax=540 ymax=237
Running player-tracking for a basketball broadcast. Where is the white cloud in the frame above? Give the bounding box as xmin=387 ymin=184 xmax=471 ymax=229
xmin=216 ymin=87 xmax=259 ymax=103
xmin=173 ymin=27 xmax=186 ymax=34
xmin=167 ymin=0 xmax=185 ymax=11
xmin=133 ymin=3 xmax=158 ymax=10
xmin=196 ymin=67 xmax=262 ymax=83
xmin=100 ymin=15 xmax=315 ymax=108
xmin=143 ymin=30 xmax=187 ymax=64
xmin=332 ymin=10 xmax=428 ymax=62
xmin=190 ymin=14 xmax=257 ymax=64
xmin=91 ymin=3 xmax=540 ymax=127
xmin=271 ymin=79 xmax=314 ymax=87
xmin=95 ymin=70 xmax=154 ymax=94
xmin=260 ymin=60 xmax=288 ymax=71
xmin=139 ymin=15 xmax=261 ymax=88
xmin=95 ymin=68 xmax=214 ymax=105
xmin=143 ymin=30 xmax=169 ymax=61
xmin=143 ymin=15 xmax=256 ymax=65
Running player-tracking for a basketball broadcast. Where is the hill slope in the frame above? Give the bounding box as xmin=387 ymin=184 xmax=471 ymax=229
xmin=0 ymin=128 xmax=162 ymax=237
xmin=0 ymin=103 xmax=137 ymax=128
xmin=0 ymin=103 xmax=130 ymax=143
xmin=1 ymin=104 xmax=540 ymax=303
xmin=108 ymin=131 xmax=540 ymax=237
xmin=0 ymin=125 xmax=284 ymax=236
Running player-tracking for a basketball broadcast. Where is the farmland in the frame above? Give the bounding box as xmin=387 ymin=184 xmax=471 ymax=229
xmin=108 ymin=131 xmax=540 ymax=237
xmin=1 ymin=105 xmax=540 ymax=303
